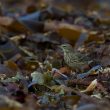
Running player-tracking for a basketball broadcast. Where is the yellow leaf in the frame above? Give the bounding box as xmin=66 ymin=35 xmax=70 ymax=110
xmin=82 ymin=79 xmax=97 ymax=93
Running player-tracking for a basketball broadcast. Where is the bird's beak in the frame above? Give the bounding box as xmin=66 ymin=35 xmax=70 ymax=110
xmin=57 ymin=47 xmax=64 ymax=57
xmin=57 ymin=45 xmax=63 ymax=52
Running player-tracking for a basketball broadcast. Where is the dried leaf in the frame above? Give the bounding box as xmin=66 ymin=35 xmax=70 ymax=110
xmin=82 ymin=79 xmax=97 ymax=93
xmin=77 ymin=104 xmax=99 ymax=110
xmin=7 ymin=19 xmax=31 ymax=33
xmin=85 ymin=31 xmax=105 ymax=44
xmin=0 ymin=95 xmax=23 ymax=108
xmin=61 ymin=95 xmax=80 ymax=105
xmin=43 ymin=72 xmax=53 ymax=85
xmin=53 ymin=67 xmax=71 ymax=78
xmin=58 ymin=23 xmax=84 ymax=44
xmin=24 ymin=58 xmax=39 ymax=71
xmin=31 ymin=71 xmax=44 ymax=84
xmin=0 ymin=16 xmax=13 ymax=26
xmin=4 ymin=60 xmax=19 ymax=71
xmin=0 ymin=64 xmax=13 ymax=77
xmin=10 ymin=35 xmax=25 ymax=44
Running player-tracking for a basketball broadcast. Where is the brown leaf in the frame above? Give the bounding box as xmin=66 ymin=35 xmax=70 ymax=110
xmin=4 ymin=60 xmax=19 ymax=72
xmin=53 ymin=67 xmax=71 ymax=78
xmin=61 ymin=95 xmax=80 ymax=105
xmin=7 ymin=19 xmax=32 ymax=33
xmin=85 ymin=31 xmax=105 ymax=44
xmin=58 ymin=23 xmax=83 ymax=44
xmin=0 ymin=16 xmax=13 ymax=26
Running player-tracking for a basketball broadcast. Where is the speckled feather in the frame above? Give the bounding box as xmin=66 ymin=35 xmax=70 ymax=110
xmin=60 ymin=44 xmax=90 ymax=69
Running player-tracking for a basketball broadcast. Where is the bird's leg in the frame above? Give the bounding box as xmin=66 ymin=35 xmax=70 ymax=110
xmin=75 ymin=68 xmax=81 ymax=73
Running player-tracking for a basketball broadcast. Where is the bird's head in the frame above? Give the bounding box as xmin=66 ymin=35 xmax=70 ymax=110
xmin=59 ymin=44 xmax=73 ymax=53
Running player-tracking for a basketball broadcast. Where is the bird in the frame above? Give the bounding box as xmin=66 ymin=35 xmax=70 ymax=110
xmin=59 ymin=44 xmax=91 ymax=72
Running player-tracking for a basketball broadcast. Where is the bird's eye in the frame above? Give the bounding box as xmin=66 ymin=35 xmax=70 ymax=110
xmin=62 ymin=45 xmax=67 ymax=47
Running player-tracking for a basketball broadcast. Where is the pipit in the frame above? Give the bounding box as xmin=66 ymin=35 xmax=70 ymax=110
xmin=60 ymin=44 xmax=91 ymax=72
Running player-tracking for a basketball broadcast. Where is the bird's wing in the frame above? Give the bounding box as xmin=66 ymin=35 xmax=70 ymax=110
xmin=74 ymin=52 xmax=90 ymax=62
